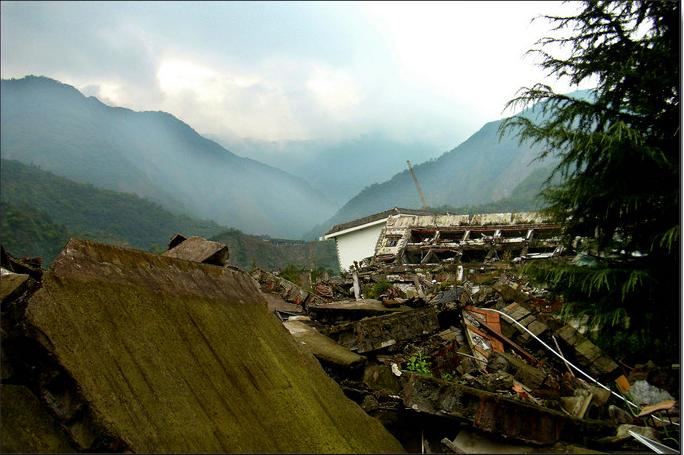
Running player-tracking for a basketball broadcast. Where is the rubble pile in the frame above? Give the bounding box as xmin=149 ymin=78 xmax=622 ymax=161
xmin=1 ymin=234 xmax=679 ymax=453
xmin=255 ymin=258 xmax=680 ymax=453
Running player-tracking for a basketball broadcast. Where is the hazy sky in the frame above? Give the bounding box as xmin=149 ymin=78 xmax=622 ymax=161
xmin=1 ymin=1 xmax=591 ymax=149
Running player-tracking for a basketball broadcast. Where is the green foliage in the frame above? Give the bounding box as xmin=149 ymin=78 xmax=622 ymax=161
xmin=405 ymin=352 xmax=432 ymax=376
xmin=210 ymin=230 xmax=340 ymax=274
xmin=0 ymin=201 xmax=69 ymax=262
xmin=0 ymin=159 xmax=340 ymax=272
xmin=440 ymin=371 xmax=455 ymax=381
xmin=279 ymin=264 xmax=304 ymax=286
xmin=1 ymin=159 xmax=224 ymax=259
xmin=364 ymin=280 xmax=393 ymax=299
xmin=504 ymin=1 xmax=679 ymax=364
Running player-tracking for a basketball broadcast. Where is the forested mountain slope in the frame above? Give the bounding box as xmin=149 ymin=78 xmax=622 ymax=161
xmin=1 ymin=76 xmax=336 ymax=238
xmin=303 ymin=94 xmax=594 ymax=239
xmin=1 ymin=159 xmax=338 ymax=270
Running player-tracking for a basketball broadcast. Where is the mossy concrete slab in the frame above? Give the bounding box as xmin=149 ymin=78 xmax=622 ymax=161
xmin=24 ymin=239 xmax=404 ymax=453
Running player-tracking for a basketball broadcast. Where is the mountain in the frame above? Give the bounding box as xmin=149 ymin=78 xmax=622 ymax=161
xmin=0 ymin=201 xmax=70 ymax=263
xmin=1 ymin=159 xmax=225 ymax=258
xmin=0 ymin=76 xmax=336 ymax=238
xmin=0 ymin=159 xmax=339 ymax=270
xmin=216 ymin=134 xmax=443 ymax=206
xmin=434 ymin=164 xmax=558 ymax=215
xmin=304 ymin=98 xmax=578 ymax=240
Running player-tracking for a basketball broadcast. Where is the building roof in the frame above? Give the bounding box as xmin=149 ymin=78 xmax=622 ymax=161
xmin=324 ymin=207 xmax=434 ymax=238
xmin=23 ymin=239 xmax=404 ymax=452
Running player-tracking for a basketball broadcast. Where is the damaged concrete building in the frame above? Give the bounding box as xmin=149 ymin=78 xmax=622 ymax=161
xmin=324 ymin=208 xmax=563 ymax=271
xmin=374 ymin=211 xmax=563 ymax=265
xmin=323 ymin=208 xmax=434 ymax=271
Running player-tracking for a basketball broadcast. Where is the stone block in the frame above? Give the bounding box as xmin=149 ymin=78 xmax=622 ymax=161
xmin=502 ymin=303 xmax=531 ymax=321
xmin=574 ymin=339 xmax=603 ymax=364
xmin=526 ymin=320 xmax=549 ymax=337
xmin=555 ymin=325 xmax=581 ymax=347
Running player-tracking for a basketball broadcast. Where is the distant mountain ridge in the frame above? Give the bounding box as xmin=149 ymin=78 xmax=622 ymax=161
xmin=0 ymin=159 xmax=338 ymax=270
xmin=303 ymin=93 xmax=596 ymax=239
xmin=0 ymin=75 xmax=336 ymax=238
xmin=0 ymin=158 xmax=225 ymax=259
xmin=217 ymin=134 xmax=443 ymax=206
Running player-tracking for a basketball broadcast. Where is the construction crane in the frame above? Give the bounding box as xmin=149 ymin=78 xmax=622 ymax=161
xmin=406 ymin=160 xmax=429 ymax=209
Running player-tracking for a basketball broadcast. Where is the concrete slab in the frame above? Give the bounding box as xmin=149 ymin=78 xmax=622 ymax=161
xmin=22 ymin=239 xmax=404 ymax=453
xmin=283 ymin=320 xmax=365 ymax=368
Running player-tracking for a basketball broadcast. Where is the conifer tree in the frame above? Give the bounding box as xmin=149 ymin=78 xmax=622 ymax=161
xmin=501 ymin=0 xmax=680 ymax=362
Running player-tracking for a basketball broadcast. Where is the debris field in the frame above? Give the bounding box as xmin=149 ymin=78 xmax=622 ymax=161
xmin=0 ymin=225 xmax=679 ymax=453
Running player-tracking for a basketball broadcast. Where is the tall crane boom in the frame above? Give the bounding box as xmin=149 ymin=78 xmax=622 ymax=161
xmin=406 ymin=160 xmax=429 ymax=209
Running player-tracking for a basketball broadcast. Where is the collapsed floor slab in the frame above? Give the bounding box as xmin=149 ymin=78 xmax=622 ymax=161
xmin=400 ymin=373 xmax=615 ymax=446
xmin=17 ymin=239 xmax=404 ymax=453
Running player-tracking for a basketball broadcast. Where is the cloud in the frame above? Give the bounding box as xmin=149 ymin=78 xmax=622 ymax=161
xmin=0 ymin=1 xmax=591 ymax=148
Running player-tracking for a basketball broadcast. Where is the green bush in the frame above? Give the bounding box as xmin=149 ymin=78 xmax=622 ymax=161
xmin=405 ymin=352 xmax=431 ymax=376
xmin=364 ymin=280 xmax=392 ymax=299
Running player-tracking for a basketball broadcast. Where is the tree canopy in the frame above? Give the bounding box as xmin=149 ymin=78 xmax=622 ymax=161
xmin=501 ymin=0 xmax=680 ymax=363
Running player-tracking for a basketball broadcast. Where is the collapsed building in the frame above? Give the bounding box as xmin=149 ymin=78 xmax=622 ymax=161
xmin=374 ymin=211 xmax=563 ymax=265
xmin=1 ymin=228 xmax=679 ymax=453
xmin=324 ymin=208 xmax=563 ymax=272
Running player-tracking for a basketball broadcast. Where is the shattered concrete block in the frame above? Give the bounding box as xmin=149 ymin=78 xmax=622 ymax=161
xmin=502 ymin=302 xmax=532 ymax=322
xmin=596 ymin=424 xmax=660 ymax=447
xmin=492 ymin=283 xmax=530 ymax=304
xmin=473 ymin=371 xmax=516 ymax=392
xmin=560 ymin=393 xmax=593 ymax=419
xmin=518 ymin=315 xmax=537 ymax=328
xmin=17 ymin=239 xmax=404 ymax=453
xmin=554 ymin=325 xmax=618 ymax=377
xmin=608 ymin=405 xmax=635 ymax=425
xmin=261 ymin=292 xmax=304 ymax=316
xmin=574 ymin=339 xmax=602 ymax=364
xmin=283 ymin=320 xmax=365 ymax=369
xmin=592 ymin=356 xmax=619 ymax=378
xmin=161 ymin=235 xmax=229 ymax=266
xmin=526 ymin=320 xmax=549 ymax=337
xmin=324 ymin=307 xmax=440 ymax=354
xmin=498 ymin=352 xmax=547 ymax=390
xmin=555 ymin=325 xmax=581 ymax=347
xmin=363 ymin=365 xmax=402 ymax=394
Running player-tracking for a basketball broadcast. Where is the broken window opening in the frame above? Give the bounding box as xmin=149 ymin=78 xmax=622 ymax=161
xmin=438 ymin=230 xmax=468 ymax=243
xmin=460 ymin=250 xmax=489 ymax=264
xmin=410 ymin=229 xmax=437 ymax=243
xmin=384 ymin=235 xmax=402 ymax=247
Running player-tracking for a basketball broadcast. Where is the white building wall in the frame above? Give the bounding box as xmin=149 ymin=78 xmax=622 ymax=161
xmin=335 ymin=224 xmax=386 ymax=271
